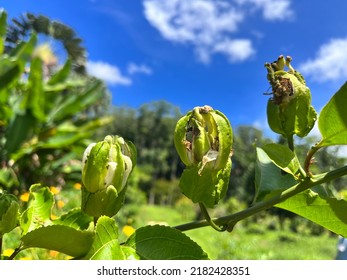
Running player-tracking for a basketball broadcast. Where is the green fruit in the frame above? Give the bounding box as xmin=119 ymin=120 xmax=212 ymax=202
xmin=81 ymin=135 xmax=136 ymax=218
xmin=265 ymin=55 xmax=317 ymax=138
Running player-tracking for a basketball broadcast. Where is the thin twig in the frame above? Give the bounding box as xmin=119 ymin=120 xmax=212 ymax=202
xmin=198 ymin=203 xmax=227 ymax=232
xmin=304 ymin=143 xmax=321 ymax=176
xmin=287 ymin=135 xmax=294 ymax=152
xmin=8 ymin=245 xmax=23 ymax=260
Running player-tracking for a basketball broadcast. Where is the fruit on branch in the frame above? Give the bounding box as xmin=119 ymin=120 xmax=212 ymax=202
xmin=174 ymin=106 xmax=233 ymax=207
xmin=265 ymin=55 xmax=317 ymax=138
xmin=81 ymin=135 xmax=136 ymax=218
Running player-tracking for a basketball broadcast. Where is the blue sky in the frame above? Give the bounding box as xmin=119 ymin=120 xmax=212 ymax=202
xmin=3 ymin=0 xmax=347 ymax=135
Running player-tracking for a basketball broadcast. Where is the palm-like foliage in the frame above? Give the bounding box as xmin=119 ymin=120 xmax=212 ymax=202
xmin=5 ymin=13 xmax=86 ymax=74
xmin=0 ymin=11 xmax=111 ymax=193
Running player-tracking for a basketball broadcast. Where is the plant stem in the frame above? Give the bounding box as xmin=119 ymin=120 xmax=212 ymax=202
xmin=174 ymin=164 xmax=347 ymax=232
xmin=8 ymin=245 xmax=23 ymax=260
xmin=198 ymin=203 xmax=226 ymax=232
xmin=304 ymin=143 xmax=321 ymax=175
xmin=287 ymin=135 xmax=294 ymax=151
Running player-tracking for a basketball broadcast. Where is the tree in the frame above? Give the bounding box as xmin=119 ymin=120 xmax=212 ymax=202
xmin=5 ymin=13 xmax=86 ymax=74
xmin=0 ymin=11 xmax=111 ymax=193
xmin=108 ymin=101 xmax=182 ymax=204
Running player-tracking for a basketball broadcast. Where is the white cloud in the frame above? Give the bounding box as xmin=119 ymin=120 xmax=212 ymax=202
xmin=214 ymin=39 xmax=255 ymax=62
xmin=298 ymin=38 xmax=347 ymax=82
xmin=143 ymin=0 xmax=294 ymax=63
xmin=143 ymin=0 xmax=254 ymax=63
xmin=237 ymin=0 xmax=294 ymax=21
xmin=127 ymin=63 xmax=153 ymax=75
xmin=87 ymin=61 xmax=132 ymax=86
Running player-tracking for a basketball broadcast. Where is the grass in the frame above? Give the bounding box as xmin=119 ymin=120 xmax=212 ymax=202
xmin=185 ymin=226 xmax=337 ymax=259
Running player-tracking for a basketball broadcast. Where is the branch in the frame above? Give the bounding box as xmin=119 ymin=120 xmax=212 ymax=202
xmin=8 ymin=245 xmax=23 ymax=260
xmin=304 ymin=143 xmax=321 ymax=175
xmin=174 ymin=164 xmax=347 ymax=232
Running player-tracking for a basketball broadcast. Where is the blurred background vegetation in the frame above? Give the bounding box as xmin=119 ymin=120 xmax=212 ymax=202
xmin=1 ymin=11 xmax=347 ymax=259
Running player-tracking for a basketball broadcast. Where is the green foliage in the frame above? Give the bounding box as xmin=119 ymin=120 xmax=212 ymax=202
xmin=53 ymin=208 xmax=92 ymax=230
xmin=20 ymin=184 xmax=54 ymax=234
xmin=83 ymin=216 xmax=126 ymax=260
xmin=255 ymin=147 xmax=297 ymax=201
xmin=125 ymin=225 xmax=208 ymax=260
xmin=318 ymin=82 xmax=347 ymax=147
xmin=0 ymin=10 xmax=111 ymax=192
xmin=6 ymin=13 xmax=86 ymax=74
xmin=261 ymin=144 xmax=301 ymax=177
xmin=0 ymin=192 xmax=19 ymax=236
xmin=21 ymin=225 xmax=94 ymax=258
xmin=276 ymin=190 xmax=347 ymax=236
xmin=179 ymin=160 xmax=231 ymax=207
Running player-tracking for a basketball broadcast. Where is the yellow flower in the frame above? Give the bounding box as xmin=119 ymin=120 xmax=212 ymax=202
xmin=50 ymin=186 xmax=60 ymax=195
xmin=3 ymin=248 xmax=14 ymax=257
xmin=122 ymin=225 xmax=135 ymax=237
xmin=19 ymin=257 xmax=32 ymax=260
xmin=51 ymin=214 xmax=58 ymax=220
xmin=20 ymin=192 xmax=30 ymax=202
xmin=49 ymin=250 xmax=59 ymax=258
xmin=57 ymin=200 xmax=65 ymax=209
xmin=73 ymin=183 xmax=82 ymax=190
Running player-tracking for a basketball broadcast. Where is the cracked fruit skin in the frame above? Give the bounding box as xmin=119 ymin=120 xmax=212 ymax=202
xmin=265 ymin=55 xmax=317 ymax=138
xmin=174 ymin=106 xmax=233 ymax=207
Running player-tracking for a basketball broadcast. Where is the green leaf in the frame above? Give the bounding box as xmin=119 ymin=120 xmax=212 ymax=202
xmin=53 ymin=208 xmax=92 ymax=230
xmin=0 ymin=57 xmax=21 ymax=92
xmin=83 ymin=216 xmax=125 ymax=260
xmin=120 ymin=246 xmax=140 ymax=260
xmin=179 ymin=160 xmax=231 ymax=208
xmin=4 ymin=110 xmax=36 ymax=155
xmin=255 ymin=147 xmax=297 ymax=201
xmin=21 ymin=225 xmax=94 ymax=257
xmin=318 ymin=82 xmax=347 ymax=147
xmin=24 ymin=57 xmax=46 ymax=121
xmin=125 ymin=225 xmax=209 ymax=260
xmin=12 ymin=33 xmax=37 ymax=65
xmin=0 ymin=10 xmax=7 ymax=37
xmin=39 ymin=131 xmax=90 ymax=149
xmin=0 ymin=166 xmax=19 ymax=189
xmin=276 ymin=190 xmax=347 ymax=237
xmin=261 ymin=143 xmax=301 ymax=177
xmin=9 ymin=118 xmax=112 ymax=162
xmin=0 ymin=11 xmax=7 ymax=54
xmin=47 ymin=59 xmax=71 ymax=85
xmin=47 ymin=79 xmax=104 ymax=123
xmin=20 ymin=184 xmax=54 ymax=235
